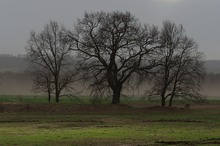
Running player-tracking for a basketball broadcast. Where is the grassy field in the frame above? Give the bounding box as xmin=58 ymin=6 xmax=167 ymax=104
xmin=0 ymin=95 xmax=220 ymax=145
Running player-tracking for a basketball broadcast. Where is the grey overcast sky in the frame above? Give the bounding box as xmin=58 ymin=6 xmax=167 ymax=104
xmin=0 ymin=0 xmax=219 ymax=60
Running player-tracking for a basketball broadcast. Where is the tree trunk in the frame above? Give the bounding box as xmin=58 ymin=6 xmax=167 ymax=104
xmin=55 ymin=85 xmax=60 ymax=102
xmin=48 ymin=92 xmax=51 ymax=103
xmin=161 ymin=90 xmax=166 ymax=107
xmin=169 ymin=75 xmax=178 ymax=107
xmin=55 ymin=75 xmax=60 ymax=102
xmin=169 ymin=95 xmax=174 ymax=107
xmin=161 ymin=97 xmax=166 ymax=107
xmin=55 ymin=92 xmax=59 ymax=102
xmin=111 ymin=85 xmax=122 ymax=104
xmin=47 ymin=85 xmax=51 ymax=103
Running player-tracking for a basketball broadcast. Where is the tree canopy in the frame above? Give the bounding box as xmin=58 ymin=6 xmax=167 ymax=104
xmin=148 ymin=20 xmax=205 ymax=106
xmin=67 ymin=11 xmax=161 ymax=104
xmin=26 ymin=21 xmax=77 ymax=102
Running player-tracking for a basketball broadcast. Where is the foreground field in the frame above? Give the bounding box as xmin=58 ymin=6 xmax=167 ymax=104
xmin=0 ymin=99 xmax=220 ymax=145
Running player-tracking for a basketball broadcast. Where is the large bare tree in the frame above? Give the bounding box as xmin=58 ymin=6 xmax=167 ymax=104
xmin=67 ymin=11 xmax=160 ymax=104
xmin=26 ymin=21 xmax=77 ymax=102
xmin=148 ymin=21 xmax=205 ymax=107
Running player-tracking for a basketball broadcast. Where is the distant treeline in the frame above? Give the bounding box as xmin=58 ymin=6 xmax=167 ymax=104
xmin=0 ymin=69 xmax=219 ymax=84
xmin=0 ymin=54 xmax=28 ymax=72
xmin=0 ymin=54 xmax=220 ymax=73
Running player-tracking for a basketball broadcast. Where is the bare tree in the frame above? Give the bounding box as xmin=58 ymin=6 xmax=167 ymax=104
xmin=67 ymin=11 xmax=160 ymax=104
xmin=26 ymin=21 xmax=77 ymax=102
xmin=32 ymin=69 xmax=53 ymax=102
xmin=148 ymin=20 xmax=205 ymax=107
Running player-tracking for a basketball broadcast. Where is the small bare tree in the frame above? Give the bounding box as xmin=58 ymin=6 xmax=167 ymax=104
xmin=26 ymin=21 xmax=77 ymax=102
xmin=67 ymin=11 xmax=160 ymax=104
xmin=148 ymin=20 xmax=205 ymax=107
xmin=32 ymin=69 xmax=53 ymax=102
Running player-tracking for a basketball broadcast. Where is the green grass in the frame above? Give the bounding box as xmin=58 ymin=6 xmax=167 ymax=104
xmin=0 ymin=104 xmax=220 ymax=145
xmin=0 ymin=118 xmax=219 ymax=145
xmin=0 ymin=95 xmax=49 ymax=104
xmin=0 ymin=95 xmax=220 ymax=145
xmin=2 ymin=122 xmax=219 ymax=145
xmin=1 ymin=94 xmax=219 ymax=105
xmin=0 ymin=95 xmax=150 ymax=104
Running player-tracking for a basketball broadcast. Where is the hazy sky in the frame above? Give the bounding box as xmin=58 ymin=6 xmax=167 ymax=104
xmin=0 ymin=0 xmax=220 ymax=60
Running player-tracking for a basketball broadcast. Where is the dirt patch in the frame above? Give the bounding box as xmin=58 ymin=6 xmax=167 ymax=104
xmin=146 ymin=106 xmax=188 ymax=111
xmin=0 ymin=103 xmax=137 ymax=114
xmin=156 ymin=140 xmax=196 ymax=145
xmin=143 ymin=119 xmax=203 ymax=123
xmin=156 ymin=138 xmax=220 ymax=145
xmin=0 ymin=103 xmax=218 ymax=114
xmin=0 ymin=102 xmax=19 ymax=105
xmin=191 ymin=105 xmax=220 ymax=109
xmin=97 ymin=125 xmax=123 ymax=128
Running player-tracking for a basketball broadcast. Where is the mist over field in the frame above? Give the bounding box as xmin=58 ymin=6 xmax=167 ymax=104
xmin=0 ymin=54 xmax=220 ymax=99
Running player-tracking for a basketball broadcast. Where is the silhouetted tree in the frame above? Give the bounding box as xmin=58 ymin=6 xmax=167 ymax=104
xmin=67 ymin=11 xmax=160 ymax=104
xmin=32 ymin=69 xmax=53 ymax=102
xmin=148 ymin=21 xmax=205 ymax=107
xmin=26 ymin=21 xmax=77 ymax=102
